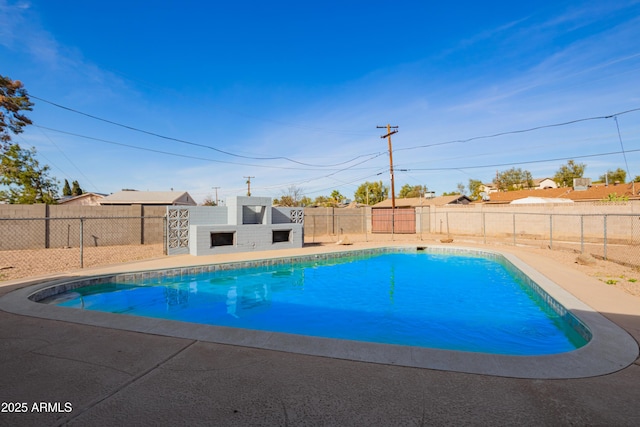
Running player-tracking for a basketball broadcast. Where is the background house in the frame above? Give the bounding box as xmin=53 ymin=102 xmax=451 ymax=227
xmin=482 ymin=177 xmax=557 ymax=194
xmin=99 ymin=190 xmax=197 ymax=206
xmin=532 ymin=178 xmax=558 ymax=189
xmin=57 ymin=192 xmax=106 ymax=206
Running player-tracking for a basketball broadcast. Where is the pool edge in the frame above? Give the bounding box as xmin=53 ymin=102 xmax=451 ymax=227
xmin=0 ymin=245 xmax=637 ymax=379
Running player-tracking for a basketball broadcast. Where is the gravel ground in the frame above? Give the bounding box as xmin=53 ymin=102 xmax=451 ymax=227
xmin=0 ymin=244 xmax=164 ymax=282
xmin=515 ymin=244 xmax=640 ymax=297
xmin=1 ymin=239 xmax=639 ymax=298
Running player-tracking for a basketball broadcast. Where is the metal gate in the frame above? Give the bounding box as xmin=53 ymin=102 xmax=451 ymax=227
xmin=371 ymin=208 xmax=416 ymax=233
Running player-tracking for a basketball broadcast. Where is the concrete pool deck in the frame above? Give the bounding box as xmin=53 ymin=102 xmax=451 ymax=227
xmin=1 ymin=242 xmax=639 ymax=425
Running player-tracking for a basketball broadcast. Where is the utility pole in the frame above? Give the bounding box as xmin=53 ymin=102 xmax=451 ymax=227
xmin=377 ymin=124 xmax=399 ymax=209
xmin=212 ymin=187 xmax=220 ymax=205
xmin=244 ymin=176 xmax=254 ymax=196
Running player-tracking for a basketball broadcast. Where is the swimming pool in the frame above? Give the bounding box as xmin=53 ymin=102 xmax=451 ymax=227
xmin=2 ymin=246 xmax=637 ymax=378
xmin=41 ymin=249 xmax=587 ymax=356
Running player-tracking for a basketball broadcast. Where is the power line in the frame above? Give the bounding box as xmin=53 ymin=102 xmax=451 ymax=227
xmin=30 ymin=95 xmax=377 ymax=168
xmin=614 ymin=115 xmax=634 ymax=194
xmin=614 ymin=116 xmax=632 ymax=182
xmin=30 ymin=96 xmax=640 ymax=196
xmin=405 ymin=148 xmax=640 ymax=171
xmin=35 ymin=126 xmax=99 ymax=192
xmin=35 ymin=123 xmax=388 ymax=197
xmin=305 ymin=170 xmax=389 ymax=197
xmin=34 ymin=125 xmax=384 ymax=172
xmin=31 ymin=94 xmax=640 ymax=161
xmin=394 ymin=107 xmax=640 ymax=153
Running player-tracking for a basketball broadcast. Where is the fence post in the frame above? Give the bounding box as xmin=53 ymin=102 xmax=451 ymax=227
xmin=603 ymin=214 xmax=608 ymax=260
xmin=549 ymin=214 xmax=553 ymax=250
xmin=512 ymin=213 xmax=516 ymax=246
xmin=363 ymin=208 xmax=368 ymax=242
xmin=163 ymin=215 xmax=167 ymax=255
xmin=79 ymin=218 xmax=84 ymax=269
xmin=392 ymin=208 xmax=395 ymax=241
xmin=44 ymin=204 xmax=50 ymax=249
xmin=482 ymin=212 xmax=486 ymax=244
xmin=580 ymin=215 xmax=584 ymax=254
xmin=446 ymin=211 xmax=450 ymax=237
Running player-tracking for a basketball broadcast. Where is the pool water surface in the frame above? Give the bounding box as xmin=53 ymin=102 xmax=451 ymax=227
xmin=43 ymin=251 xmax=588 ymax=356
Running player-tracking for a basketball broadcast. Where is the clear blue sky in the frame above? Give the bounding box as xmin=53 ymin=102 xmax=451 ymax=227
xmin=2 ymin=0 xmax=640 ymax=203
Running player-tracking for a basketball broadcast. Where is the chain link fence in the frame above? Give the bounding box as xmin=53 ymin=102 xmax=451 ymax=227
xmin=0 ymin=216 xmax=165 ymax=281
xmin=436 ymin=210 xmax=640 ymax=267
xmin=304 ymin=209 xmax=640 ymax=268
xmin=2 ymin=208 xmax=639 ymax=282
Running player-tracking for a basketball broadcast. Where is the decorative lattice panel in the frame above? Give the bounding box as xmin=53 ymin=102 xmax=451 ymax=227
xmin=290 ymin=209 xmax=304 ymax=224
xmin=167 ymin=208 xmax=190 ymax=251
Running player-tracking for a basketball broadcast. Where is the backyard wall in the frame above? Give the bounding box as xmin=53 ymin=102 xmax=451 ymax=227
xmin=302 ymin=202 xmax=639 ymax=244
xmin=0 ymin=204 xmax=166 ymax=250
xmin=303 ymin=207 xmax=371 ymax=237
xmin=426 ymin=202 xmax=640 ymax=244
xmin=2 ymin=201 xmax=638 ymax=251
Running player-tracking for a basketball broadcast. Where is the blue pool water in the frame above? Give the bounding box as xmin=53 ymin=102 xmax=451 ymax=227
xmin=45 ymin=251 xmax=588 ymax=355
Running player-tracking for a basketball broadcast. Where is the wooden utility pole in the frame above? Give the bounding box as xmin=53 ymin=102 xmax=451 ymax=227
xmin=212 ymin=186 xmax=220 ymax=205
xmin=377 ymin=125 xmax=399 ymax=209
xmin=244 ymin=176 xmax=254 ymax=196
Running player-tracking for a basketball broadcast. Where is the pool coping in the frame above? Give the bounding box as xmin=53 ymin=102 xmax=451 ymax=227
xmin=0 ymin=245 xmax=637 ymax=379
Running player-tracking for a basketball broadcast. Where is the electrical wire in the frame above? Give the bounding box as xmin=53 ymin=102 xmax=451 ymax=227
xmin=404 ymin=148 xmax=640 ymax=171
xmin=28 ymin=98 xmax=640 ymax=195
xmin=614 ymin=116 xmax=632 ymax=182
xmin=35 ymin=125 xmax=386 ymax=173
xmin=394 ymin=107 xmax=640 ymax=153
xmin=30 ymin=95 xmax=377 ymax=168
xmin=35 ymin=126 xmax=99 ymax=192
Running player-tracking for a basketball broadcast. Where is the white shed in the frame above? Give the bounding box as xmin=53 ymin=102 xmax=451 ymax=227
xmin=510 ymin=197 xmax=573 ymax=204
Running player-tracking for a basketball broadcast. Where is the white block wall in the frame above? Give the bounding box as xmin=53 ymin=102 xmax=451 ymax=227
xmin=189 ymin=223 xmax=303 ymax=255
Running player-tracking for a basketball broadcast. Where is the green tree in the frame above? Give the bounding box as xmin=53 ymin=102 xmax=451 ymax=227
xmin=330 ymin=190 xmax=345 ymax=204
xmin=311 ymin=191 xmax=345 ymax=207
xmin=71 ymin=180 xmax=83 ymax=196
xmin=0 ymin=143 xmax=59 ymax=203
xmin=398 ymin=184 xmax=428 ymax=198
xmin=1 ymin=75 xmax=33 ymax=151
xmin=468 ymin=179 xmax=484 ymax=200
xmin=442 ymin=190 xmax=461 ymax=196
xmin=312 ymin=195 xmax=330 ymax=207
xmin=553 ymin=160 xmax=586 ymax=187
xmin=599 ymin=168 xmax=627 ymax=184
xmin=62 ymin=179 xmax=72 ymax=196
xmin=494 ymin=167 xmax=534 ymax=191
xmin=354 ymin=181 xmax=388 ymax=205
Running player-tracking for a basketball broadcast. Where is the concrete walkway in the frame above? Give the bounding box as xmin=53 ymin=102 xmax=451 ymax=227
xmin=1 ymin=243 xmax=639 ymax=426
